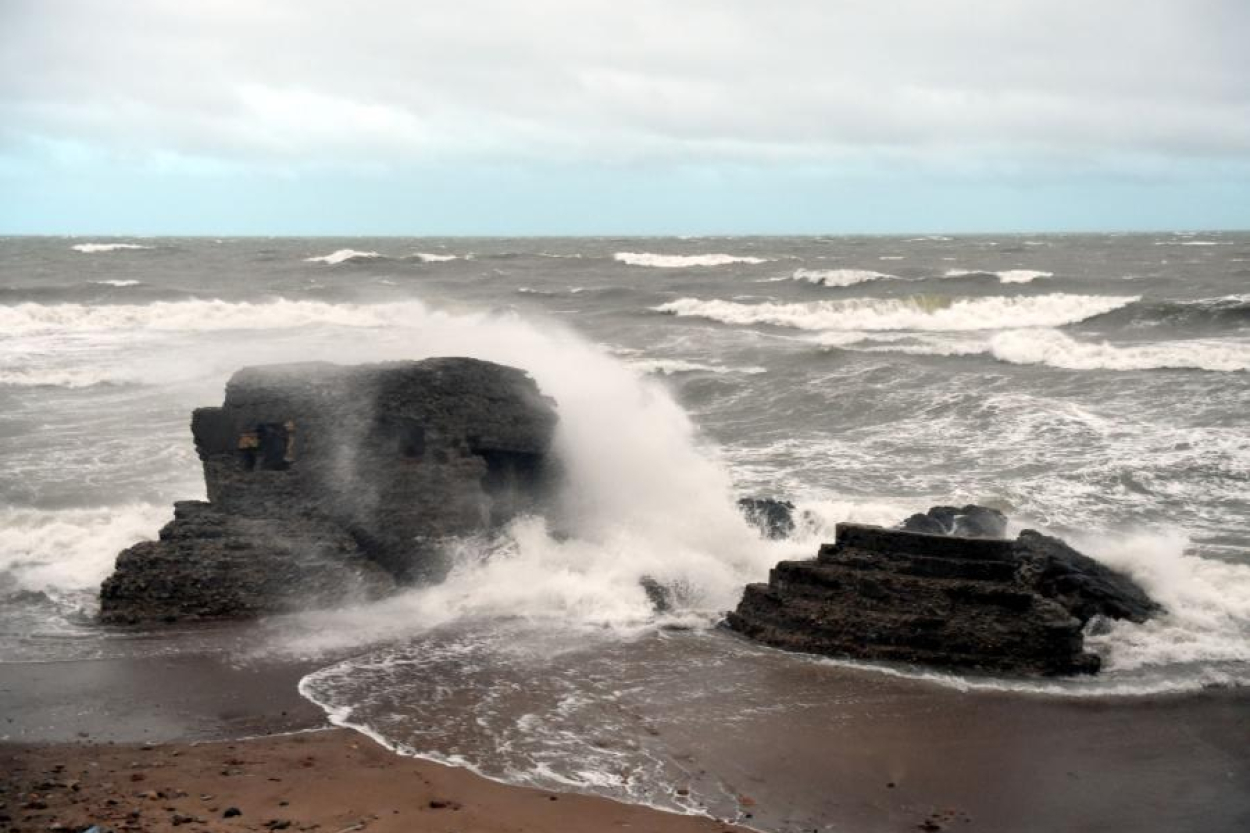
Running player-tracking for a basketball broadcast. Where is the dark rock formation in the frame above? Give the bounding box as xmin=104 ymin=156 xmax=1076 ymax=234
xmin=728 ymin=520 xmax=1159 ymax=676
xmin=900 ymin=504 xmax=1008 ymax=539
xmin=738 ymin=497 xmax=796 ymax=540
xmin=1014 ymin=529 xmax=1160 ymax=624
xmin=101 ymin=358 xmax=558 ymax=624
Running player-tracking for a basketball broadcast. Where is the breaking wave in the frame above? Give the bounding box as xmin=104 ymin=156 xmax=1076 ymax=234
xmin=944 ymin=268 xmax=1053 ymax=284
xmin=0 ymin=299 xmax=427 ymax=336
xmin=988 ymin=330 xmax=1250 ymax=373
xmin=90 ymin=279 xmax=142 ymax=287
xmin=614 ymin=252 xmax=769 ymax=268
xmin=785 ymin=268 xmax=895 ymax=287
xmin=305 ymin=249 xmax=383 ymax=264
xmin=412 ymin=252 xmax=459 ymax=263
xmin=656 ymin=293 xmax=1138 ymax=332
xmin=70 ymin=243 xmax=153 ymax=253
xmin=625 ymin=358 xmax=767 ymax=376
xmin=819 ymin=329 xmax=1250 ymax=373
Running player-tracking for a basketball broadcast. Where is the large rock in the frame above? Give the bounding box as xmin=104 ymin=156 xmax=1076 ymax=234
xmin=100 ymin=358 xmax=558 ymax=624
xmin=900 ymin=504 xmax=1008 ymax=539
xmin=727 ymin=518 xmax=1160 ymax=676
xmin=737 ymin=497 xmax=796 ymax=540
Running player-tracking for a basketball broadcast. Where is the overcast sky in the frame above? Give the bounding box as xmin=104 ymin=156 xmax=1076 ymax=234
xmin=3 ymin=0 xmax=1248 ymax=234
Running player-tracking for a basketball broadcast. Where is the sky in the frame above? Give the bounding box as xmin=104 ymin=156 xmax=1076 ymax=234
xmin=2 ymin=0 xmax=1249 ymax=235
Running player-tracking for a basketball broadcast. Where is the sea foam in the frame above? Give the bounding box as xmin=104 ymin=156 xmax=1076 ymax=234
xmin=71 ymin=243 xmax=153 ymax=253
xmin=656 ymin=293 xmax=1138 ymax=332
xmin=944 ymin=268 xmax=1054 ymax=283
xmin=614 ymin=252 xmax=769 ymax=268
xmin=304 ymin=249 xmax=383 ymax=264
xmin=786 ymin=268 xmax=896 ymax=287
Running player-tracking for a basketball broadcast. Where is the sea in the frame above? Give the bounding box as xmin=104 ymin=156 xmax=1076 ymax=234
xmin=1 ymin=233 xmax=1248 ymax=827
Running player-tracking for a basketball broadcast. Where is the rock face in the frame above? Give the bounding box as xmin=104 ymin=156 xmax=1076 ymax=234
xmin=900 ymin=504 xmax=1008 ymax=539
xmin=727 ymin=518 xmax=1160 ymax=676
xmin=100 ymin=358 xmax=558 ymax=624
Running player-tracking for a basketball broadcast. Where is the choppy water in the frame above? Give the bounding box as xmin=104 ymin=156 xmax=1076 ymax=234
xmin=2 ymin=234 xmax=1248 ymax=827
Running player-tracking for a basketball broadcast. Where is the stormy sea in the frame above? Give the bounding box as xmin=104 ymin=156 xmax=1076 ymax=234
xmin=2 ymin=234 xmax=1249 ymax=830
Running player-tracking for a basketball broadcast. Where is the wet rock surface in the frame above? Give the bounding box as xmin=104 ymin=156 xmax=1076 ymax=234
xmin=728 ymin=508 xmax=1160 ymax=676
xmin=736 ymin=497 xmax=796 ymax=540
xmin=100 ymin=359 xmax=557 ymax=624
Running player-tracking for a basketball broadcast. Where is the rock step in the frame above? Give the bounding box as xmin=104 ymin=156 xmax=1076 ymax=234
xmin=820 ymin=523 xmax=1017 ymax=563
xmin=770 ymin=560 xmax=1038 ymax=613
xmin=829 ymin=546 xmax=1021 ymax=583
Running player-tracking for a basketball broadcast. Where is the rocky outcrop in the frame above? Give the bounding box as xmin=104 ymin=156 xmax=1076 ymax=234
xmin=738 ymin=497 xmax=796 ymax=540
xmin=900 ymin=504 xmax=1008 ymax=539
xmin=100 ymin=358 xmax=558 ymax=624
xmin=727 ymin=519 xmax=1160 ymax=676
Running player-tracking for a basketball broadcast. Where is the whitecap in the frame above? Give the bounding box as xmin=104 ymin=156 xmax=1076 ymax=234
xmin=90 ymin=279 xmax=141 ymax=287
xmin=785 ymin=268 xmax=896 ymax=287
xmin=71 ymin=243 xmax=153 ymax=253
xmin=304 ymin=249 xmax=383 ymax=264
xmin=413 ymin=252 xmax=458 ymax=262
xmin=655 ymin=294 xmax=1138 ymax=332
xmin=944 ymin=268 xmax=1053 ymax=283
xmin=614 ymin=252 xmax=769 ymax=268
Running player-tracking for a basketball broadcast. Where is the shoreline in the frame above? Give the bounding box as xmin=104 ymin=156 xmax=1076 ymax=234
xmin=1 ymin=728 xmax=753 ymax=833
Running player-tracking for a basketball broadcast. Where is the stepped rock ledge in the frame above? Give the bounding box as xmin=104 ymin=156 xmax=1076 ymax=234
xmin=100 ymin=358 xmax=558 ymax=624
xmin=727 ymin=509 xmax=1160 ymax=676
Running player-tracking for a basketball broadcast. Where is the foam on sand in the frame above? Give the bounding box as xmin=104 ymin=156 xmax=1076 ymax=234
xmin=614 ymin=252 xmax=769 ymax=268
xmin=656 ymin=293 xmax=1138 ymax=332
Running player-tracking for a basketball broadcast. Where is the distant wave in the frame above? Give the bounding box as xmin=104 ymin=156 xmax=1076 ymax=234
xmin=626 ymin=358 xmax=767 ymax=376
xmin=1096 ymin=294 xmax=1250 ymax=329
xmin=615 ymin=252 xmax=770 ymax=268
xmin=0 ymin=298 xmax=430 ymax=336
xmin=944 ymin=268 xmax=1053 ymax=284
xmin=785 ymin=268 xmax=896 ymax=287
xmin=0 ymin=366 xmax=134 ymax=388
xmin=1154 ymin=240 xmax=1230 ymax=246
xmin=988 ymin=330 xmax=1250 ymax=372
xmin=821 ymin=329 xmax=1250 ymax=372
xmin=655 ymin=293 xmax=1138 ymax=332
xmin=90 ymin=279 xmax=142 ymax=287
xmin=412 ymin=252 xmax=459 ymax=263
xmin=305 ymin=249 xmax=383 ymax=264
xmin=71 ymin=243 xmax=153 ymax=253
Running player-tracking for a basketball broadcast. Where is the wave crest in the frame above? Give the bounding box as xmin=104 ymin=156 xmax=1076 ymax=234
xmin=71 ymin=243 xmax=153 ymax=253
xmin=615 ymin=252 xmax=769 ymax=268
xmin=305 ymin=249 xmax=383 ymax=264
xmin=787 ymin=268 xmax=895 ymax=287
xmin=944 ymin=268 xmax=1053 ymax=283
xmin=656 ymin=293 xmax=1138 ymax=332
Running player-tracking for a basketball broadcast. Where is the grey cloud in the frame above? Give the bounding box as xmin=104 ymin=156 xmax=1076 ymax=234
xmin=3 ymin=0 xmax=1249 ymax=172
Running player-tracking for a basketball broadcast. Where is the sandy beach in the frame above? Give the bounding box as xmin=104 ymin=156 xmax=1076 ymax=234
xmin=3 ymin=649 xmax=1248 ymax=833
xmin=1 ymin=728 xmax=755 ymax=833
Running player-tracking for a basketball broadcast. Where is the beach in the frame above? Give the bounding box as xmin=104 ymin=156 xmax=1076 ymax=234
xmin=3 ymin=649 xmax=1248 ymax=833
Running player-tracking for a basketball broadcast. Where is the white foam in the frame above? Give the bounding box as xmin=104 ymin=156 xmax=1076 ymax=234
xmin=614 ymin=252 xmax=769 ymax=268
xmin=944 ymin=268 xmax=1053 ymax=283
xmin=787 ymin=268 xmax=895 ymax=287
xmin=90 ymin=279 xmax=141 ymax=287
xmin=0 ymin=299 xmax=431 ymax=336
xmin=413 ymin=252 xmax=458 ymax=262
xmin=626 ymin=358 xmax=766 ymax=376
xmin=304 ymin=249 xmax=382 ymax=264
xmin=0 ymin=504 xmax=171 ymax=595
xmin=71 ymin=243 xmax=153 ymax=253
xmin=988 ymin=329 xmax=1250 ymax=372
xmin=656 ymin=293 xmax=1137 ymax=332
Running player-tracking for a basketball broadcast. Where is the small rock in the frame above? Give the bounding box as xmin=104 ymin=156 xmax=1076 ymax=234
xmin=223 ymin=807 xmax=242 ymax=818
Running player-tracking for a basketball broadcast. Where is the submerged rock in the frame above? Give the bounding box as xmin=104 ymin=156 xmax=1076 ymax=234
xmin=727 ymin=513 xmax=1160 ymax=676
xmin=900 ymin=504 xmax=1008 ymax=539
xmin=738 ymin=497 xmax=796 ymax=540
xmin=100 ymin=358 xmax=558 ymax=624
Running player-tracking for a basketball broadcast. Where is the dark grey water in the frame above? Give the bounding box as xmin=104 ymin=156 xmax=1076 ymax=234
xmin=2 ymin=234 xmax=1248 ymax=828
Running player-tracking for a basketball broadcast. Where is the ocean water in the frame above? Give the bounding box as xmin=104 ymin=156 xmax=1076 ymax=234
xmin=2 ymin=234 xmax=1249 ymax=825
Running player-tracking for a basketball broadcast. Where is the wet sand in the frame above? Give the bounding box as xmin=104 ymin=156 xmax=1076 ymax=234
xmin=2 ymin=652 xmax=1249 ymax=832
xmin=1 ymin=728 xmax=752 ymax=833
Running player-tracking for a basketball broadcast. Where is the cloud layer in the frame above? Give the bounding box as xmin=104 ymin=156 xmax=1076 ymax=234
xmin=3 ymin=1 xmax=1249 ymax=232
